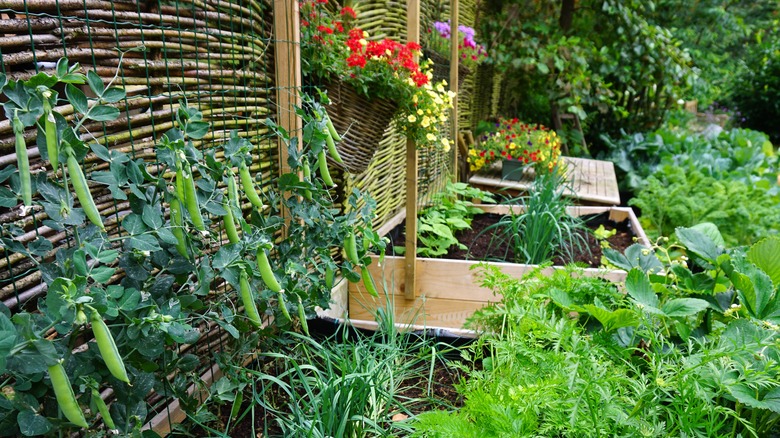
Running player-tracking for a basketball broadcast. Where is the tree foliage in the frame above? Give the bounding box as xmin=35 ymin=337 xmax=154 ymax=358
xmin=479 ymin=0 xmax=692 ymax=152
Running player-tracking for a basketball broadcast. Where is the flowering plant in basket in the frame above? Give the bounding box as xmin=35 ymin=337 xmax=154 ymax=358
xmin=426 ymin=21 xmax=487 ymax=69
xmin=468 ymin=118 xmax=563 ymax=173
xmin=300 ymin=0 xmax=454 ymax=150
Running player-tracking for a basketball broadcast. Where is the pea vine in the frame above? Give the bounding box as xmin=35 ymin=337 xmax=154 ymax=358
xmin=0 ymin=58 xmax=383 ymax=436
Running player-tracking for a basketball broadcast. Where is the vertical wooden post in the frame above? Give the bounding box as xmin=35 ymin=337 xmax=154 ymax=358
xmin=405 ymin=0 xmax=420 ymax=300
xmin=273 ymin=0 xmax=302 ymax=229
xmin=450 ymin=0 xmax=459 ymax=182
xmin=274 ymin=0 xmax=302 ymax=179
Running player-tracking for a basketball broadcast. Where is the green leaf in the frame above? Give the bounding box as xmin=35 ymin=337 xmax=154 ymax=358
xmin=88 ymin=105 xmax=119 ymax=122
xmin=65 ymin=84 xmax=88 ymax=115
xmin=729 ymin=383 xmax=765 ymax=410
xmin=142 ymin=204 xmax=163 ymax=230
xmin=127 ymin=235 xmax=162 ymax=252
xmin=213 ymin=245 xmax=241 ymax=270
xmin=23 ymin=72 xmax=57 ymax=89
xmin=689 ymin=222 xmax=725 ymax=247
xmin=661 ymin=298 xmax=709 ymax=317
xmin=581 ymin=305 xmax=639 ymax=332
xmin=86 ymin=70 xmax=105 ymax=96
xmin=675 ymin=226 xmax=722 ymax=264
xmin=90 ymin=142 xmax=111 ymax=162
xmin=122 ymin=214 xmax=147 ymax=235
xmin=17 ymin=410 xmax=52 ymax=436
xmin=625 ymin=269 xmax=659 ymax=309
xmin=762 ymin=388 xmax=780 ymax=414
xmin=185 ymin=121 xmax=210 ymax=139
xmin=119 ymin=289 xmax=141 ymax=311
xmin=90 ymin=266 xmax=116 ymax=283
xmin=747 ymin=236 xmax=780 ymax=286
xmin=604 ymin=244 xmax=663 ymax=273
xmin=101 ymin=87 xmax=126 ymax=103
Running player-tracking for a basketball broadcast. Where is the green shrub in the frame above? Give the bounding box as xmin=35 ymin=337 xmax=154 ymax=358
xmin=727 ymin=26 xmax=780 ymax=143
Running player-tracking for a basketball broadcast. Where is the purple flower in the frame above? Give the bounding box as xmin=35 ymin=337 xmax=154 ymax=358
xmin=434 ymin=21 xmax=450 ymax=38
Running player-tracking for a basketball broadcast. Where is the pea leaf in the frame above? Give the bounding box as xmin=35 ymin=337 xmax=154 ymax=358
xmin=127 ymin=235 xmax=162 ymax=252
xmin=17 ymin=410 xmax=52 ymax=436
xmin=142 ymin=204 xmax=163 ymax=230
xmin=88 ymin=105 xmax=119 ymax=122
xmin=65 ymin=84 xmax=88 ymax=115
xmin=86 ymin=70 xmax=105 ymax=96
xmin=90 ymin=266 xmax=116 ymax=283
xmin=122 ymin=214 xmax=147 ymax=235
xmin=101 ymin=87 xmax=126 ymax=103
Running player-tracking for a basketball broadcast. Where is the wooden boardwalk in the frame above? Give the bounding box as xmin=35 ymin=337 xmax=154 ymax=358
xmin=468 ymin=156 xmax=621 ymax=205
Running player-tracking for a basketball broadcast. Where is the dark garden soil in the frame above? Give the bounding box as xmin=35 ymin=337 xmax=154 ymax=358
xmin=390 ymin=211 xmax=636 ymax=268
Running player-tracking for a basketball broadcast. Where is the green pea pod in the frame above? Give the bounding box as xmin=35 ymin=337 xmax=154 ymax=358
xmin=223 ymin=198 xmax=240 ymax=244
xmin=317 ymin=150 xmax=336 ymax=187
xmin=227 ymin=171 xmax=240 ymax=208
xmin=302 ymin=159 xmax=313 ymax=201
xmin=42 ymin=98 xmax=59 ymax=170
xmin=256 ymin=248 xmax=283 ymax=293
xmin=91 ymin=389 xmax=116 ymax=430
xmin=297 ymin=295 xmax=310 ymax=336
xmin=48 ymin=361 xmax=89 ymax=428
xmin=361 ymin=266 xmax=379 ymax=297
xmin=175 ymin=163 xmax=186 ymax=202
xmin=324 ymin=125 xmax=344 ymax=165
xmin=67 ymin=151 xmax=105 ymax=231
xmin=13 ymin=113 xmax=32 ymax=206
xmin=325 ymin=112 xmax=342 ymax=142
xmin=239 ymin=163 xmax=265 ymax=210
xmin=169 ymin=198 xmax=189 ymax=259
xmin=239 ymin=270 xmax=262 ymax=328
xmin=277 ymin=290 xmax=292 ymax=322
xmin=182 ymin=166 xmax=205 ymax=231
xmin=344 ymin=231 xmax=360 ymax=265
xmin=91 ymin=312 xmax=130 ymax=384
xmin=325 ymin=265 xmax=335 ymax=289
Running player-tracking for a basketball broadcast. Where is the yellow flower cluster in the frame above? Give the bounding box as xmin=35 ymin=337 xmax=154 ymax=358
xmin=396 ymin=64 xmax=456 ymax=151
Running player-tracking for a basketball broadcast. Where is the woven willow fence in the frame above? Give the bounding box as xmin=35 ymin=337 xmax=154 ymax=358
xmin=0 ymin=0 xmax=277 ymax=312
xmin=0 ymin=0 xmax=278 ymax=433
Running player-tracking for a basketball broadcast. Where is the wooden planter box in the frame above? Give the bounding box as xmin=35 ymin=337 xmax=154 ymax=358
xmin=320 ymin=205 xmax=649 ymax=333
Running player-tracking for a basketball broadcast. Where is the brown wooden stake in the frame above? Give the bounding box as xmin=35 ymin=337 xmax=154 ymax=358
xmin=450 ymin=0 xmax=459 ymax=182
xmin=405 ymin=0 xmax=420 ymax=300
xmin=273 ymin=0 xmax=302 ymax=228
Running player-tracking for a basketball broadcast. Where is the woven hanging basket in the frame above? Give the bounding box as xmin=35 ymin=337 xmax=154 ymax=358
xmin=322 ymin=79 xmax=398 ymax=174
xmin=423 ymin=49 xmax=470 ymax=88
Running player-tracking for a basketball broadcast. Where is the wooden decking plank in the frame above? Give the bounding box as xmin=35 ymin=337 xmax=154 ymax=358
xmin=468 ymin=156 xmax=620 ymax=205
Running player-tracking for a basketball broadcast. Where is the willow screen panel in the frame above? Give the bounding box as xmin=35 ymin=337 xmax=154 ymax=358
xmin=0 ymin=0 xmax=277 ymax=434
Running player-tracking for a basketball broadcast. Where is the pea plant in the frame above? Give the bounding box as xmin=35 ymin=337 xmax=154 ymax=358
xmin=0 ymin=59 xmax=384 ymax=436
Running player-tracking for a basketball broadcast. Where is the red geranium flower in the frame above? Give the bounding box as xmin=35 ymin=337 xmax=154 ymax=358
xmin=346 ymin=53 xmax=367 ymax=68
xmin=340 ymin=6 xmax=357 ymax=19
xmin=317 ymin=25 xmax=333 ymax=34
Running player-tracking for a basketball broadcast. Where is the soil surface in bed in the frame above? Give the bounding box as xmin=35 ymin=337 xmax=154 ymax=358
xmin=390 ymin=211 xmax=636 ymax=268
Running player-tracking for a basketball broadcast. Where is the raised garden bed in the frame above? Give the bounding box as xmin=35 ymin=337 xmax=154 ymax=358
xmin=342 ymin=205 xmax=650 ymax=330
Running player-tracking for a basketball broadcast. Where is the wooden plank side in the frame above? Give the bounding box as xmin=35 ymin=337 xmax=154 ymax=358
xmin=350 ymin=254 xmax=628 ymax=329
